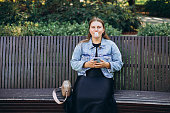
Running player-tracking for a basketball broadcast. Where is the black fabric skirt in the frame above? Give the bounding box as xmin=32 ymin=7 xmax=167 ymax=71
xmin=68 ymin=73 xmax=117 ymax=113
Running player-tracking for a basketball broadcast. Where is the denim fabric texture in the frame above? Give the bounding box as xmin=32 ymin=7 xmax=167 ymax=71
xmin=70 ymin=38 xmax=123 ymax=78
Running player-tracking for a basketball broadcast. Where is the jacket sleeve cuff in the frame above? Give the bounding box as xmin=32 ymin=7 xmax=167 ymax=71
xmin=107 ymin=62 xmax=115 ymax=73
xmin=107 ymin=61 xmax=123 ymax=73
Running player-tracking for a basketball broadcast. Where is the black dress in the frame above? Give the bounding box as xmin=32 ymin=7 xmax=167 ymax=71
xmin=67 ymin=43 xmax=117 ymax=113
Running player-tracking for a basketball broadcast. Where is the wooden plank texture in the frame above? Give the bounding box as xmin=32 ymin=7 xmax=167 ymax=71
xmin=0 ymin=89 xmax=170 ymax=113
xmin=0 ymin=36 xmax=169 ymax=91
xmin=0 ymin=37 xmax=3 ymax=88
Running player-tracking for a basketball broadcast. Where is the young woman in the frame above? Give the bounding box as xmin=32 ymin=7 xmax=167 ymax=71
xmin=70 ymin=17 xmax=123 ymax=113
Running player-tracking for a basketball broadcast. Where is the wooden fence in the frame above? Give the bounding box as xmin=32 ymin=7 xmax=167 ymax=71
xmin=0 ymin=36 xmax=169 ymax=91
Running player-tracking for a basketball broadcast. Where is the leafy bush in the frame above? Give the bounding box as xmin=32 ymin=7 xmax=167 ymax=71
xmin=0 ymin=0 xmax=43 ymax=25
xmin=137 ymin=23 xmax=170 ymax=36
xmin=0 ymin=21 xmax=122 ymax=36
xmin=0 ymin=1 xmax=140 ymax=32
xmin=96 ymin=4 xmax=140 ymax=32
xmin=40 ymin=2 xmax=140 ymax=32
xmin=0 ymin=1 xmax=18 ymax=24
xmin=144 ymin=0 xmax=170 ymax=18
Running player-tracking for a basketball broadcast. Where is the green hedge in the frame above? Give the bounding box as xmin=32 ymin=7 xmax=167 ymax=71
xmin=40 ymin=2 xmax=140 ymax=32
xmin=137 ymin=23 xmax=170 ymax=36
xmin=0 ymin=1 xmax=140 ymax=32
xmin=0 ymin=21 xmax=122 ymax=36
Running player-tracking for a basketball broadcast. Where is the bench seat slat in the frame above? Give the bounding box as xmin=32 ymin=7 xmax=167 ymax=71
xmin=1 ymin=89 xmax=170 ymax=105
xmin=0 ymin=89 xmax=170 ymax=113
xmin=115 ymin=90 xmax=170 ymax=105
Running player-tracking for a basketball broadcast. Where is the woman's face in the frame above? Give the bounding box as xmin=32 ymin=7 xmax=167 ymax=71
xmin=89 ymin=21 xmax=105 ymax=39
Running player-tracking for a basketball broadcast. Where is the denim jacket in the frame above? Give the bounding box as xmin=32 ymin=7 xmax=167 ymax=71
xmin=70 ymin=38 xmax=123 ymax=78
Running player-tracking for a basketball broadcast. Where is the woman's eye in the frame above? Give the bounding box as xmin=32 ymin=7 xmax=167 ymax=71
xmin=91 ymin=26 xmax=102 ymax=29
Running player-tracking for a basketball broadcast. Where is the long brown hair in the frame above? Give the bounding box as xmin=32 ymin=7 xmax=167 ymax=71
xmin=81 ymin=17 xmax=110 ymax=43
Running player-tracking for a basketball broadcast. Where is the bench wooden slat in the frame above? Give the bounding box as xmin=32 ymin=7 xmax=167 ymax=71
xmin=53 ymin=36 xmax=57 ymax=87
xmin=169 ymin=36 xmax=170 ymax=88
xmin=33 ymin=36 xmax=37 ymax=88
xmin=134 ymin=36 xmax=137 ymax=90
xmin=145 ymin=37 xmax=148 ymax=90
xmin=12 ymin=37 xmax=16 ymax=88
xmin=0 ymin=36 xmax=170 ymax=91
xmin=127 ymin=36 xmax=131 ymax=89
xmin=39 ymin=36 xmax=43 ymax=88
xmin=0 ymin=37 xmax=2 ymax=88
xmin=131 ymin=37 xmax=134 ymax=90
xmin=56 ymin=36 xmax=60 ymax=87
xmin=46 ymin=36 xmax=50 ymax=88
xmin=8 ymin=37 xmax=12 ymax=88
xmin=65 ymin=36 xmax=69 ymax=80
xmin=161 ymin=37 xmax=164 ymax=90
xmin=151 ymin=36 xmax=154 ymax=90
xmin=19 ymin=37 xmax=22 ymax=88
xmin=157 ymin=36 xmax=161 ymax=90
xmin=141 ymin=37 xmax=144 ymax=90
xmin=154 ymin=36 xmax=158 ymax=90
xmin=63 ymin=36 xmax=66 ymax=81
xmin=0 ymin=89 xmax=170 ymax=113
xmin=27 ymin=36 xmax=31 ymax=88
xmin=145 ymin=36 xmax=148 ymax=90
xmin=5 ymin=37 xmax=9 ymax=88
xmin=124 ymin=37 xmax=128 ymax=90
xmin=158 ymin=36 xmax=162 ymax=90
xmin=115 ymin=90 xmax=170 ymax=105
xmin=48 ymin=36 xmax=54 ymax=88
xmin=162 ymin=37 xmax=168 ymax=91
xmin=165 ymin=37 xmax=169 ymax=90
xmin=59 ymin=36 xmax=62 ymax=86
xmin=137 ymin=37 xmax=141 ymax=90
xmin=21 ymin=36 xmax=24 ymax=88
xmin=37 ymin=36 xmax=40 ymax=88
xmin=118 ymin=103 xmax=170 ymax=113
xmin=43 ymin=36 xmax=47 ymax=88
xmin=30 ymin=36 xmax=34 ymax=88
xmin=68 ymin=36 xmax=73 ymax=83
xmin=49 ymin=36 xmax=52 ymax=88
xmin=24 ymin=36 xmax=28 ymax=88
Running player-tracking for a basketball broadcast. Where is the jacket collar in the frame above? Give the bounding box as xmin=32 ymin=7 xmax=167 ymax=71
xmin=88 ymin=38 xmax=106 ymax=49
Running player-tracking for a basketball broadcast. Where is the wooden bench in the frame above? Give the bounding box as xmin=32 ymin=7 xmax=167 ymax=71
xmin=0 ymin=36 xmax=170 ymax=113
xmin=0 ymin=89 xmax=170 ymax=113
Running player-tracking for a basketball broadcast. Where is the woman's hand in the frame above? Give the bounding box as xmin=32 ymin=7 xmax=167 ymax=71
xmin=84 ymin=59 xmax=110 ymax=69
xmin=94 ymin=60 xmax=111 ymax=69
xmin=83 ymin=59 xmax=96 ymax=68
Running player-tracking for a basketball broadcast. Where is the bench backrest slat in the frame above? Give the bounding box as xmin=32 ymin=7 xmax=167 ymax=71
xmin=0 ymin=36 xmax=169 ymax=91
xmin=110 ymin=36 xmax=170 ymax=91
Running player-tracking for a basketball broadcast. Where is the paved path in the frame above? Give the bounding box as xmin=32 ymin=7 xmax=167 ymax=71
xmin=139 ymin=16 xmax=170 ymax=24
xmin=122 ymin=16 xmax=170 ymax=36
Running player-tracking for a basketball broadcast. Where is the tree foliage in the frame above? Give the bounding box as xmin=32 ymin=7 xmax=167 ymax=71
xmin=0 ymin=0 xmax=141 ymax=32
